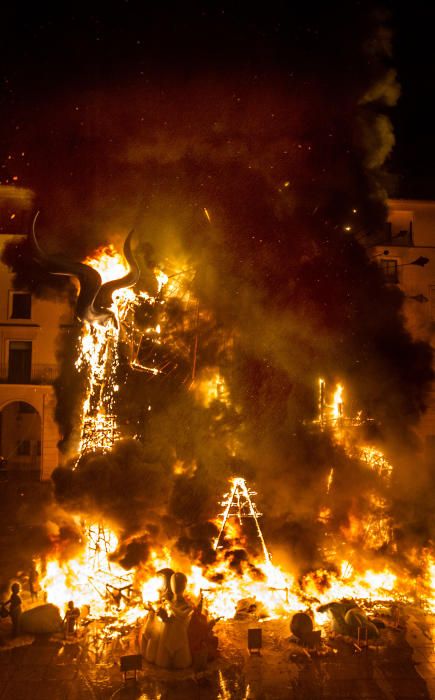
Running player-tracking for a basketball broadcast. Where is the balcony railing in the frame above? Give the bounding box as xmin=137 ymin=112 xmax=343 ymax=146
xmin=368 ymin=222 xmax=414 ymax=248
xmin=0 ymin=364 xmax=59 ymax=385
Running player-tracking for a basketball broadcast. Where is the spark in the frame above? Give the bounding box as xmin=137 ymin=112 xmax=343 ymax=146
xmin=326 ymin=467 xmax=334 ymax=493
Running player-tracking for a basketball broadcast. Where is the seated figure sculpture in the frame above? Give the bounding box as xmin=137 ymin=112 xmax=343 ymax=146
xmin=317 ymin=600 xmax=379 ymax=639
xmin=155 ymin=572 xmax=193 ymax=669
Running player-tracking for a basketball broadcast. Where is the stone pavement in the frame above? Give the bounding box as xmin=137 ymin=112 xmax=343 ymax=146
xmin=0 ymin=608 xmax=433 ymax=699
xmin=406 ymin=610 xmax=435 ymax=700
xmin=0 ymin=638 xmax=95 ymax=700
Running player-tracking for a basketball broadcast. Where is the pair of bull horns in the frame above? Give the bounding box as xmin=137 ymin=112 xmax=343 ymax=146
xmin=31 ymin=211 xmax=140 ymax=325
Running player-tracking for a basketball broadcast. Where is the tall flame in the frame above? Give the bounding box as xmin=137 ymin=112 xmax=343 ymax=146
xmin=84 ymin=245 xmax=130 ymax=283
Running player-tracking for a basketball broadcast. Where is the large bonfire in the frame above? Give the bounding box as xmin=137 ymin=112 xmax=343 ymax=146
xmin=34 ymin=241 xmax=435 ymax=636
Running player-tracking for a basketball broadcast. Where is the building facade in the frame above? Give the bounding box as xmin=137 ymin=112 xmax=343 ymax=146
xmin=0 ymin=186 xmax=72 ymax=481
xmin=370 ymin=198 xmax=435 ymax=448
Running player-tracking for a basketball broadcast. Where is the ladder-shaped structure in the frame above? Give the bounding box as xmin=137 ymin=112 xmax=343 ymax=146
xmin=213 ymin=477 xmax=271 ymax=566
xmin=86 ymin=523 xmax=133 ymax=603
xmin=87 ymin=523 xmax=116 ymax=573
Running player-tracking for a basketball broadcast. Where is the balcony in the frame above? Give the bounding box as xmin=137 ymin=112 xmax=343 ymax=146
xmin=0 ymin=363 xmax=59 ymax=384
xmin=367 ymin=222 xmax=414 ymax=248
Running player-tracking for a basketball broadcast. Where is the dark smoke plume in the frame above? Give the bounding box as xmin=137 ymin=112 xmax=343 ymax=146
xmin=52 ymin=440 xmax=171 ymax=536
xmin=0 ymin=483 xmax=82 ymax=589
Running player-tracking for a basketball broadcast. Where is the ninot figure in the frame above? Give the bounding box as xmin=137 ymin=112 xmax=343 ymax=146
xmin=5 ymin=583 xmax=22 ymax=637
xmin=142 ymin=568 xmax=175 ymax=663
xmin=28 ymin=562 xmax=39 ymax=602
xmin=155 ymin=572 xmax=193 ymax=669
xmin=64 ymin=601 xmax=80 ymax=638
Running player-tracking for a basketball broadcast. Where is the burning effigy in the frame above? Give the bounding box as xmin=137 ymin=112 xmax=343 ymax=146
xmin=2 ymin=221 xmax=426 ymax=665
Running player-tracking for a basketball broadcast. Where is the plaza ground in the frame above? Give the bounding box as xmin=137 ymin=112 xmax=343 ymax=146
xmin=0 ymin=605 xmax=434 ymax=699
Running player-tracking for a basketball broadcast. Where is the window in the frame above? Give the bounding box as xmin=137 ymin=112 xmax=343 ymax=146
xmin=384 ymin=221 xmax=392 ymax=241
xmin=380 ymin=258 xmax=398 ymax=283
xmin=10 ymin=292 xmax=31 ymax=319
xmin=17 ymin=440 xmax=31 ymax=456
xmin=8 ymin=341 xmax=32 ymax=383
xmin=388 ymin=210 xmax=414 ymax=245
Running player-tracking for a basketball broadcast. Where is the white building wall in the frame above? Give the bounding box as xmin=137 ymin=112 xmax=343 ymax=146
xmin=0 ymin=186 xmax=73 ymax=480
xmin=371 ymin=199 xmax=435 ymax=446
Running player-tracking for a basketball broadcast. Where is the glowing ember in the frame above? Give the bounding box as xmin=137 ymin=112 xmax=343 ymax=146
xmin=359 ymin=445 xmax=393 ymax=480
xmin=326 ymin=467 xmax=334 ymax=493
xmin=193 ymin=368 xmax=230 ymax=407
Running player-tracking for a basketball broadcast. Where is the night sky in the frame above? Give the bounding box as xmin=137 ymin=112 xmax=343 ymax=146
xmin=1 ymin=2 xmax=435 ymax=200
xmin=389 ymin=4 xmax=435 ymax=198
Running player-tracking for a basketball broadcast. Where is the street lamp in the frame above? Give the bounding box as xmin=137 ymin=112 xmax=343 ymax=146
xmin=370 ymin=250 xmax=390 ymax=259
xmin=405 ymin=256 xmax=430 ymax=267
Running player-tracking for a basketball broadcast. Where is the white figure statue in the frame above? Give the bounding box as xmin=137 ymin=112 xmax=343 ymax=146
xmin=142 ymin=568 xmax=174 ymax=664
xmin=155 ymin=572 xmax=193 ymax=669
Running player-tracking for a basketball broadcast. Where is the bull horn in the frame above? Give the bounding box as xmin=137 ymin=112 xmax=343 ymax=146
xmin=91 ymin=230 xmax=140 ymax=316
xmin=31 ymin=211 xmax=103 ymax=323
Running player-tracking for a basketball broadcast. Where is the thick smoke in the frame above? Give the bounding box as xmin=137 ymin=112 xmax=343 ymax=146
xmin=0 ymin=483 xmax=82 ymax=591
xmin=2 ymin=5 xmax=434 ymax=575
